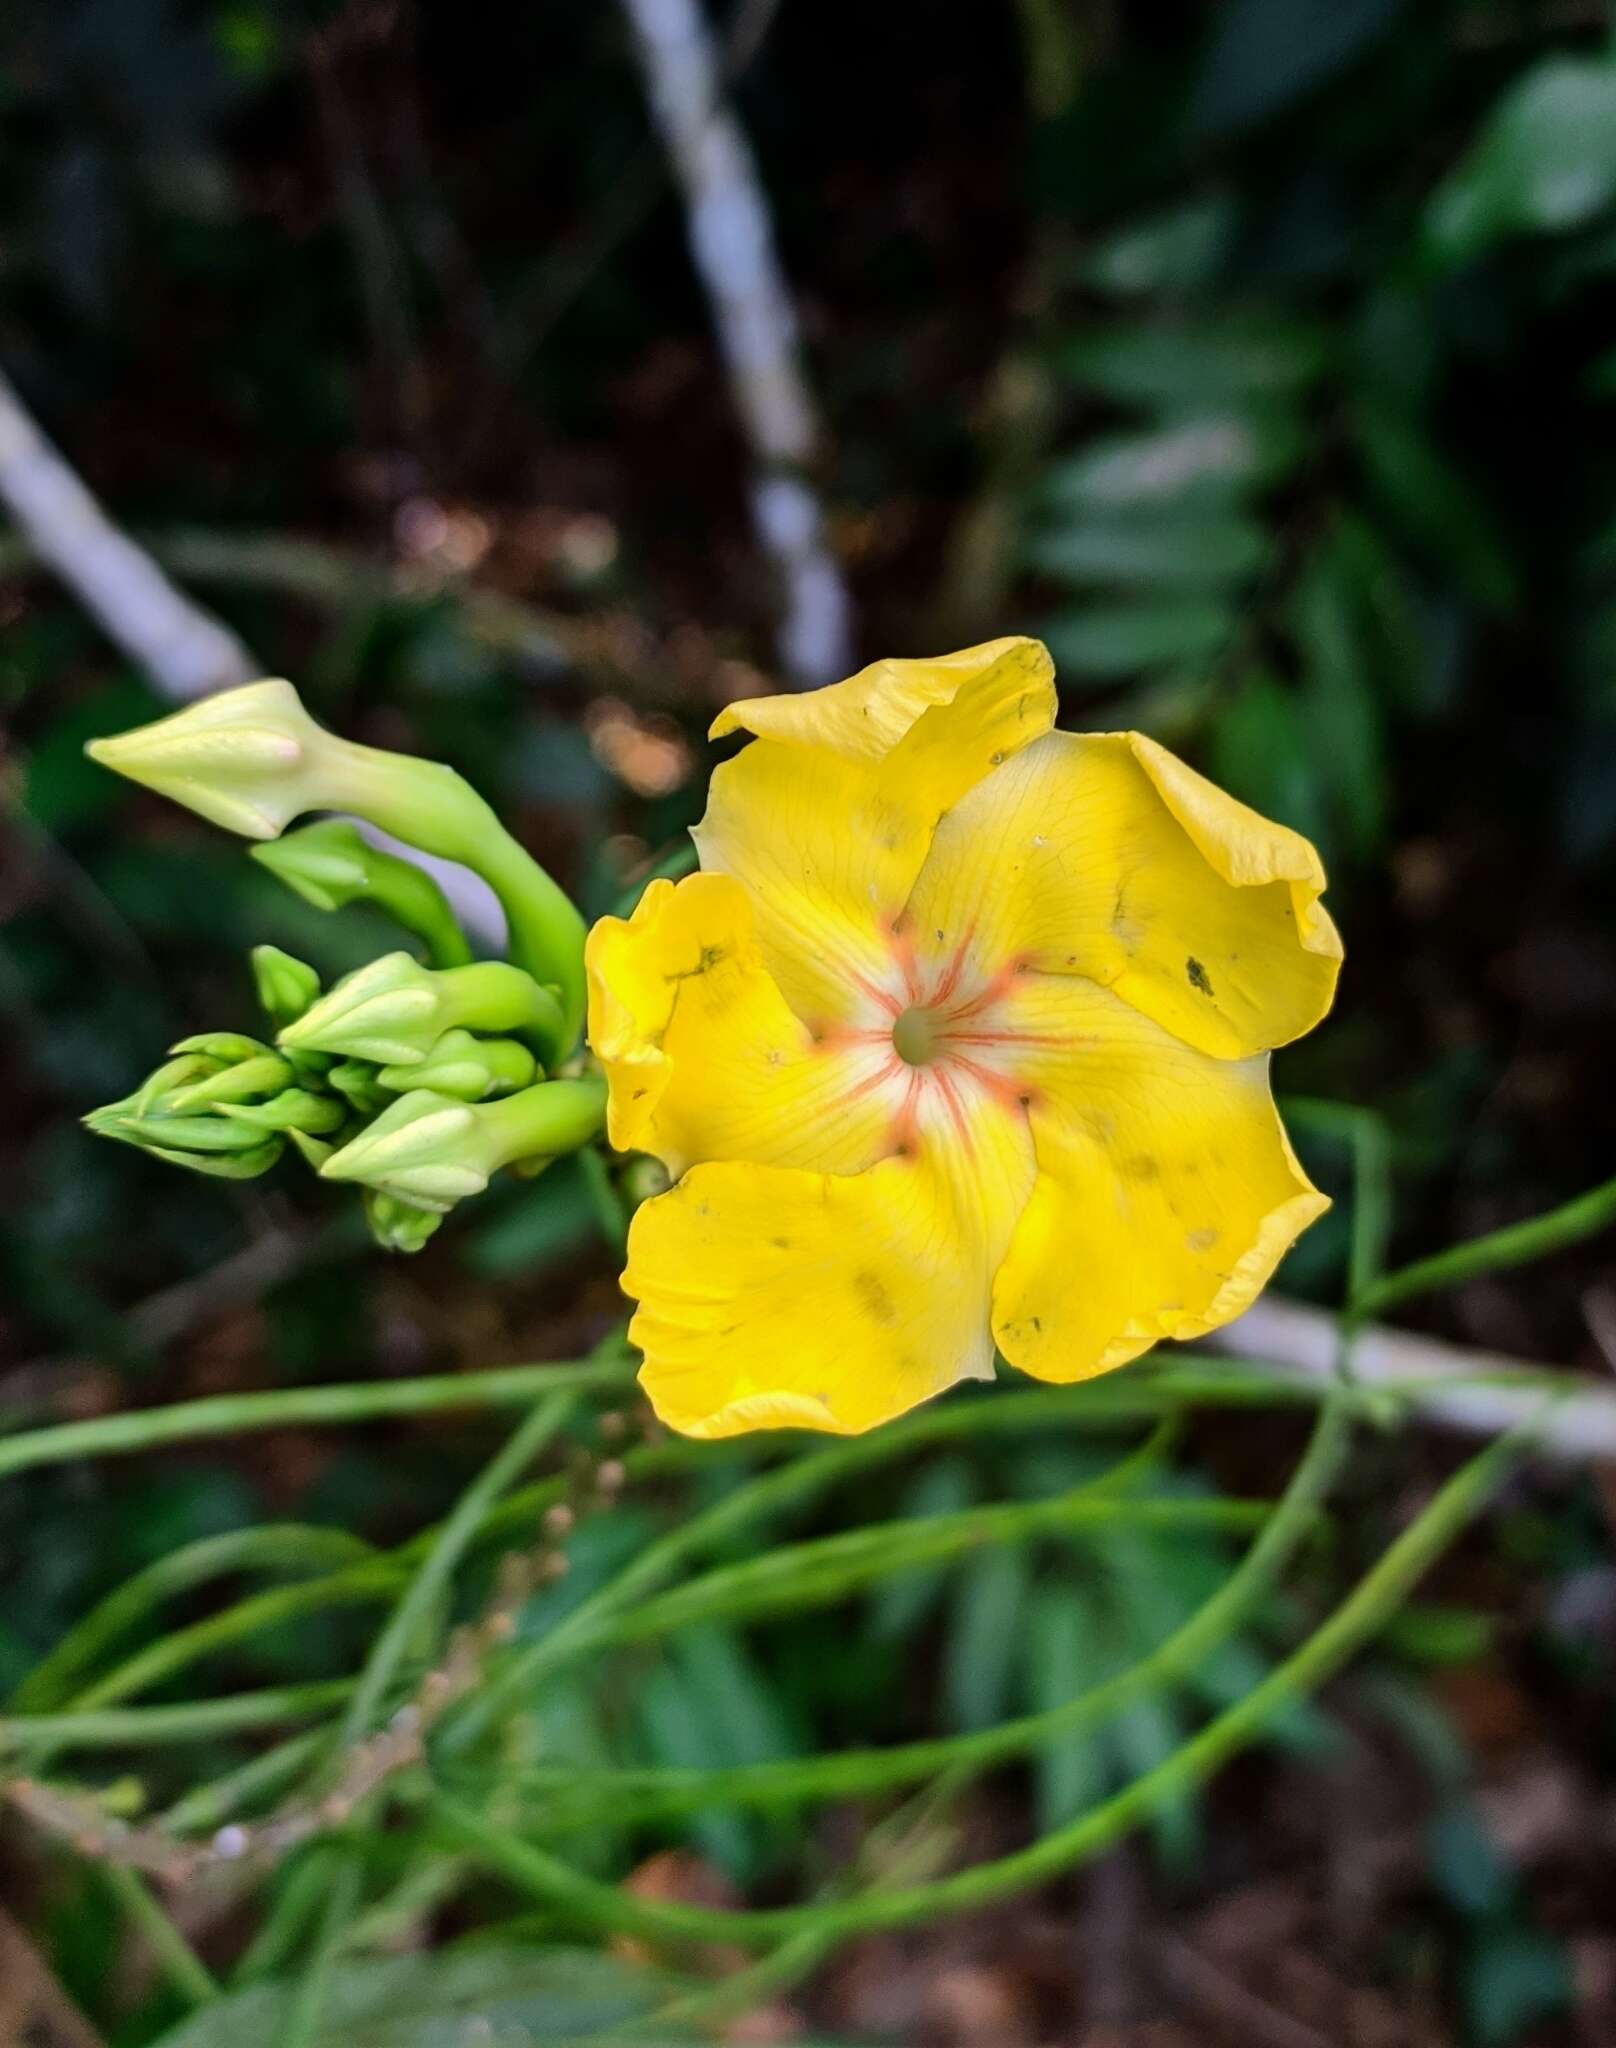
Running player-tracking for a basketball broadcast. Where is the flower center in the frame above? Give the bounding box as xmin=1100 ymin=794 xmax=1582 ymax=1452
xmin=892 ymin=1004 xmax=941 ymax=1067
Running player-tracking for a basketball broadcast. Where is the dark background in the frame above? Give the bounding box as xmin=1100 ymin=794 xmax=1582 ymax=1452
xmin=2 ymin=2 xmax=1616 ymax=2042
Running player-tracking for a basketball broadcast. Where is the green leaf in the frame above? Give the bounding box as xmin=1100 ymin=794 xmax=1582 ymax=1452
xmin=1291 ymin=537 xmax=1388 ymax=861
xmin=1042 ymin=411 xmax=1303 ymax=514
xmin=151 ymin=1947 xmax=687 ymax=2046
xmin=1353 ymin=403 xmax=1518 ymax=612
xmin=1055 ymin=316 xmax=1330 ymax=406
xmin=1427 ymin=1800 xmax=1514 ymax=1919
xmin=1080 ymin=196 xmax=1235 ymax=297
xmin=1041 ymin=600 xmax=1237 ymax=677
xmin=1184 ymin=0 xmax=1405 ymax=141
xmin=1426 ymin=57 xmax=1616 ymax=267
xmin=637 ymin=1626 xmax=799 ymax=1882
xmin=1026 ymin=511 xmax=1268 ymax=590
xmin=943 ymin=1546 xmax=1029 ymax=1732
xmin=1210 ymin=674 xmax=1331 ymax=853
xmin=1462 ymin=1925 xmax=1573 ymax=2048
xmin=1025 ymin=1584 xmax=1108 ymax=1830
xmin=868 ymin=1456 xmax=979 ymax=1642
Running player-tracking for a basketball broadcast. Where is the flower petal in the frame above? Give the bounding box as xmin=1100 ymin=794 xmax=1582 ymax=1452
xmin=695 ymin=638 xmax=1055 ymax=1025
xmin=585 ymin=873 xmax=894 ymax=1179
xmin=903 ymin=730 xmax=1341 ymax=1060
xmin=987 ymin=971 xmax=1327 ymax=1381
xmin=626 ymin=1095 xmax=1036 ymax=1439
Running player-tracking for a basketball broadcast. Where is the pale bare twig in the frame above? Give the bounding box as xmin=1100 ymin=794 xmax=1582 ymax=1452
xmin=0 ymin=368 xmax=253 ymax=700
xmin=618 ymin=0 xmax=852 ymax=686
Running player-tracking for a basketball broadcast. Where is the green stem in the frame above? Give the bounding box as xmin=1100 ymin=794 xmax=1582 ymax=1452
xmin=103 ymin=1863 xmax=219 ymax=2006
xmin=281 ymin=1852 xmax=362 ymax=2048
xmin=251 ymin=821 xmax=473 ymax=967
xmin=435 ymin=1418 xmax=1526 ymax=1945
xmin=1355 ymin=1170 xmax=1616 ymax=1322
xmin=485 ymin=1397 xmax=1350 ymax=1835
xmin=160 ymin=1730 xmax=329 ymax=1837
xmin=599 ymin=1495 xmax=1274 ymax=1649
xmin=478 ymin=1077 xmax=608 ymax=1167
xmin=335 ymin=741 xmax=587 ymax=1051
xmin=0 ymin=1681 xmax=351 ymax=1755
xmin=10 ymin=1524 xmax=375 ymax=1714
xmin=0 ymin=1355 xmax=632 ymax=1480
xmin=337 ymin=1392 xmax=576 ymax=1750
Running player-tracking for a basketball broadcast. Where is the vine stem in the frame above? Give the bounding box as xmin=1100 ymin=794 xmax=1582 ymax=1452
xmin=1353 ymin=1168 xmax=1616 ymax=1322
xmin=0 ymin=1356 xmax=633 ymax=1480
xmin=484 ymin=1394 xmax=1351 ymax=1834
xmin=433 ymin=1415 xmax=1533 ymax=1946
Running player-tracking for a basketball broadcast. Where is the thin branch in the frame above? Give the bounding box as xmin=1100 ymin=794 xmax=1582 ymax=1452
xmin=0 ymin=367 xmax=254 ymax=699
xmin=1206 ymin=1293 xmax=1616 ymax=1459
xmin=618 ymin=0 xmax=852 ymax=686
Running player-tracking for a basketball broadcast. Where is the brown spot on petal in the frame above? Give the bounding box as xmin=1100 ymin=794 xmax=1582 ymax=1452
xmin=854 ymin=1269 xmax=898 ymax=1325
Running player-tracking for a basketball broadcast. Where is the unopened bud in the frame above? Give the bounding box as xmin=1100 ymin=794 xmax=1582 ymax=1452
xmin=84 ymin=679 xmax=338 ymax=839
xmin=280 ymin=955 xmax=562 ymax=1069
xmin=362 ymin=1187 xmax=445 ymax=1255
xmin=251 ymin=945 xmax=322 ymax=1030
xmin=377 ymin=1029 xmax=536 ymax=1103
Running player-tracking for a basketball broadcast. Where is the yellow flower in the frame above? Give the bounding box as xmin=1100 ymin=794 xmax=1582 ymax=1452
xmin=586 ymin=638 xmax=1341 ymax=1440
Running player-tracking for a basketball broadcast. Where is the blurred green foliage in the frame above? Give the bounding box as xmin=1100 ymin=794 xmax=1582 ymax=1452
xmin=3 ymin=1 xmax=1616 ymax=2042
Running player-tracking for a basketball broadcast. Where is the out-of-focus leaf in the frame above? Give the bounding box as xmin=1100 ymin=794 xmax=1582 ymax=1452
xmin=1027 ymin=511 xmax=1268 ymax=589
xmin=1462 ymin=1925 xmax=1573 ymax=2048
xmin=1025 ymin=1583 xmax=1108 ymax=1831
xmin=1110 ymin=1688 xmax=1201 ymax=1873
xmin=1041 ymin=600 xmax=1237 ymax=677
xmin=1042 ymin=411 xmax=1302 ymax=514
xmin=868 ymin=1456 xmax=979 ymax=1642
xmin=460 ymin=1156 xmax=596 ymax=1277
xmin=151 ymin=1947 xmax=687 ymax=2046
xmin=1353 ymin=403 xmax=1518 ymax=611
xmin=1426 ymin=57 xmax=1616 ymax=267
xmin=1427 ymin=1800 xmax=1514 ymax=1918
xmin=1291 ymin=537 xmax=1388 ymax=861
xmin=944 ymin=1545 xmax=1029 ymax=1732
xmin=1184 ymin=0 xmax=1405 ymax=141
xmin=1080 ymin=196 xmax=1236 ymax=297
xmin=1055 ymin=316 xmax=1330 ymax=405
xmin=637 ymin=1625 xmax=797 ymax=1882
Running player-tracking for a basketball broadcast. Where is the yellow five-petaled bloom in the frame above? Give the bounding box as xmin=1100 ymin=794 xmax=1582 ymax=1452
xmin=586 ymin=638 xmax=1341 ymax=1439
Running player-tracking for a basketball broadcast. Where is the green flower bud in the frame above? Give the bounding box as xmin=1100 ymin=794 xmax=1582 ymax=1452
xmin=279 ymin=954 xmax=564 ymax=1068
xmin=165 ymin=1054 xmax=295 ymax=1114
xmin=84 ymin=1103 xmax=285 ymax=1179
xmin=320 ymin=1077 xmax=606 ymax=1214
xmin=250 ymin=821 xmax=472 ymax=969
xmin=217 ymin=1089 xmax=348 ymax=1136
xmin=364 ymin=1188 xmax=444 ymax=1255
xmin=86 ymin=679 xmax=588 ymax=1055
xmin=327 ymin=1059 xmax=393 ymax=1116
xmin=84 ymin=680 xmax=339 ymax=840
xmin=252 ymin=946 xmax=323 ymax=1030
xmin=376 ymin=1030 xmax=536 ymax=1103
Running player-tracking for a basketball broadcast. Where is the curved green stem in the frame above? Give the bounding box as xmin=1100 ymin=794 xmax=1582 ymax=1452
xmin=335 ymin=741 xmax=587 ymax=1051
xmin=0 ymin=1682 xmax=352 ymax=1755
xmin=1354 ymin=1169 xmax=1616 ymax=1322
xmin=483 ymin=1397 xmax=1351 ymax=1835
xmin=0 ymin=1355 xmax=633 ymax=1481
xmin=434 ymin=1417 xmax=1527 ymax=1946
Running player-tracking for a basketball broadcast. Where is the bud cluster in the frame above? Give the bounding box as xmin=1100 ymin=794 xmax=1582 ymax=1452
xmin=83 ymin=681 xmax=608 ymax=1251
